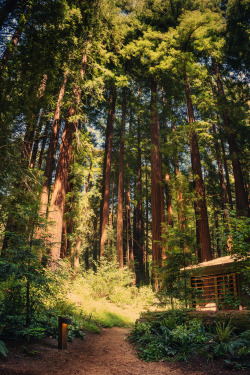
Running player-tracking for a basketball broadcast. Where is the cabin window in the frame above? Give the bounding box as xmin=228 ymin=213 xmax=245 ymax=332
xmin=191 ymin=273 xmax=240 ymax=310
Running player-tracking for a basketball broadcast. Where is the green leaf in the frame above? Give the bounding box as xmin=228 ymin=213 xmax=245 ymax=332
xmin=0 ymin=340 xmax=8 ymax=357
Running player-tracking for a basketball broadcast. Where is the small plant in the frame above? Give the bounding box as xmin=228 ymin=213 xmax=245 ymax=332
xmin=218 ymin=291 xmax=241 ymax=310
xmin=215 ymin=320 xmax=234 ymax=343
xmin=0 ymin=326 xmax=8 ymax=357
xmin=0 ymin=340 xmax=8 ymax=358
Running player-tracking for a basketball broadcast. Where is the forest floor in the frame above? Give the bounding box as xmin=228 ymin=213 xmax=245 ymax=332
xmin=0 ymin=327 xmax=248 ymax=375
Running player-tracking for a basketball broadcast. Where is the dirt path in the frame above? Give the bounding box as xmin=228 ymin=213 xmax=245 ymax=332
xmin=0 ymin=327 xmax=245 ymax=375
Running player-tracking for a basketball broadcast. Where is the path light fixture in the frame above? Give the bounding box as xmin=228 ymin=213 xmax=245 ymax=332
xmin=58 ymin=316 xmax=72 ymax=350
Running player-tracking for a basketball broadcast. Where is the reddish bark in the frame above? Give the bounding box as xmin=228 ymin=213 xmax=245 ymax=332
xmin=47 ymin=104 xmax=78 ymax=261
xmin=116 ymin=88 xmax=126 ymax=268
xmin=161 ymin=89 xmax=173 ymax=227
xmin=99 ymin=86 xmax=117 ymax=258
xmin=150 ymin=77 xmax=165 ymax=264
xmin=46 ymin=49 xmax=85 ymax=262
xmin=184 ymin=72 xmax=212 ymax=262
xmin=145 ymin=162 xmax=150 ymax=284
xmin=134 ymin=86 xmax=144 ymax=283
xmin=37 ymin=73 xmax=68 ymax=236
xmin=125 ymin=175 xmax=133 ymax=266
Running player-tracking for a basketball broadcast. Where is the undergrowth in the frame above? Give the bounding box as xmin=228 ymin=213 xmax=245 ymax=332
xmin=129 ymin=311 xmax=250 ymax=369
xmin=0 ymin=259 xmax=157 ymax=351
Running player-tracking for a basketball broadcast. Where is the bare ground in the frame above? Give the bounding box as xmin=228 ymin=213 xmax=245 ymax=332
xmin=0 ymin=327 xmax=248 ymax=375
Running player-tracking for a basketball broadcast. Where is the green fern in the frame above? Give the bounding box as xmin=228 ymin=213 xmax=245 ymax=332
xmin=0 ymin=340 xmax=8 ymax=357
xmin=215 ymin=320 xmax=234 ymax=343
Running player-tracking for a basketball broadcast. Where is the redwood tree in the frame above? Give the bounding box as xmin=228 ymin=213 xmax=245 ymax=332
xmin=99 ymin=86 xmax=117 ymax=258
xmin=184 ymin=71 xmax=212 ymax=262
xmin=150 ymin=78 xmax=165 ymax=265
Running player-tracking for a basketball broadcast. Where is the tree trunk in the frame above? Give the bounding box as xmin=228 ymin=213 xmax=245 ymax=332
xmin=92 ymin=216 xmax=98 ymax=271
xmin=61 ymin=216 xmax=68 ymax=259
xmin=21 ymin=74 xmax=48 ymax=167
xmin=46 ymin=49 xmax=85 ymax=262
xmin=184 ymin=71 xmax=212 ymax=262
xmin=125 ymin=175 xmax=133 ymax=267
xmin=116 ymin=88 xmax=126 ymax=268
xmin=46 ymin=103 xmax=77 ymax=261
xmin=36 ymin=73 xmax=68 ymax=240
xmin=219 ymin=135 xmax=233 ymax=210
xmin=99 ymin=86 xmax=116 ymax=258
xmin=134 ymin=86 xmax=144 ymax=283
xmin=30 ymin=111 xmax=44 ymax=169
xmin=37 ymin=120 xmax=49 ymax=169
xmin=145 ymin=162 xmax=150 ymax=284
xmin=150 ymin=77 xmax=165 ymax=267
xmin=161 ymin=88 xmax=173 ymax=227
xmin=214 ymin=62 xmax=248 ymax=216
xmin=213 ymin=123 xmax=228 ymax=209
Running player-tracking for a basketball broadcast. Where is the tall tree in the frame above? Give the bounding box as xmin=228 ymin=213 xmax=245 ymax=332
xmin=184 ymin=71 xmax=212 ymax=262
xmin=116 ymin=88 xmax=126 ymax=268
xmin=150 ymin=78 xmax=165 ymax=266
xmin=214 ymin=61 xmax=249 ymax=216
xmin=133 ymin=86 xmax=144 ymax=283
xmin=100 ymin=86 xmax=117 ymax=258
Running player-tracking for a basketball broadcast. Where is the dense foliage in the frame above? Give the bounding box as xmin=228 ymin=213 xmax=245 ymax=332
xmin=0 ymin=0 xmax=249 ymax=361
xmin=130 ymin=311 xmax=250 ymax=369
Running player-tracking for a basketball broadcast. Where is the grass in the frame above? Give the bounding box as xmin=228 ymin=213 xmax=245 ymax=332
xmin=66 ymin=274 xmax=158 ymax=332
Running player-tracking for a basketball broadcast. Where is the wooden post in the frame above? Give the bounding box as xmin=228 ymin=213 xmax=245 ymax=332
xmin=58 ymin=316 xmax=72 ymax=350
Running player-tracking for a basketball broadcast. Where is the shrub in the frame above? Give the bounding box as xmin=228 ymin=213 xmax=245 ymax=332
xmin=130 ymin=312 xmax=250 ymax=363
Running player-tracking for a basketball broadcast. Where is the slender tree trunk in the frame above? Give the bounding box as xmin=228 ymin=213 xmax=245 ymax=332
xmin=219 ymin=135 xmax=233 ymax=210
xmin=125 ymin=175 xmax=133 ymax=266
xmin=74 ymin=237 xmax=80 ymax=270
xmin=61 ymin=216 xmax=68 ymax=259
xmin=213 ymin=124 xmax=228 ymax=209
xmin=21 ymin=74 xmax=48 ymax=166
xmin=214 ymin=62 xmax=248 ymax=216
xmin=36 ymin=73 xmax=68 ymax=239
xmin=30 ymin=111 xmax=44 ymax=169
xmin=134 ymin=86 xmax=144 ymax=283
xmin=0 ymin=0 xmax=18 ymax=31
xmin=165 ymin=172 xmax=173 ymax=226
xmin=214 ymin=212 xmax=221 ymax=257
xmin=37 ymin=120 xmax=49 ymax=169
xmin=184 ymin=71 xmax=212 ymax=262
xmin=99 ymin=86 xmax=116 ymax=258
xmin=116 ymin=88 xmax=126 ymax=268
xmin=92 ymin=216 xmax=98 ymax=271
xmin=110 ymin=171 xmax=115 ymax=228
xmin=161 ymin=89 xmax=173 ymax=227
xmin=171 ymin=102 xmax=185 ymax=231
xmin=150 ymin=77 xmax=165 ymax=272
xmin=145 ymin=162 xmax=150 ymax=284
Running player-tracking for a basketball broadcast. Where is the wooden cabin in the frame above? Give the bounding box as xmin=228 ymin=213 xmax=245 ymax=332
xmin=183 ymin=256 xmax=249 ymax=311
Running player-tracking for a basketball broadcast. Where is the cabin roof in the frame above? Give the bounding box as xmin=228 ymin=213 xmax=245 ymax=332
xmin=183 ymin=255 xmax=236 ymax=271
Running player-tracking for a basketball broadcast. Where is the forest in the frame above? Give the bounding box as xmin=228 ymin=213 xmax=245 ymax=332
xmin=0 ymin=0 xmax=249 ymax=371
